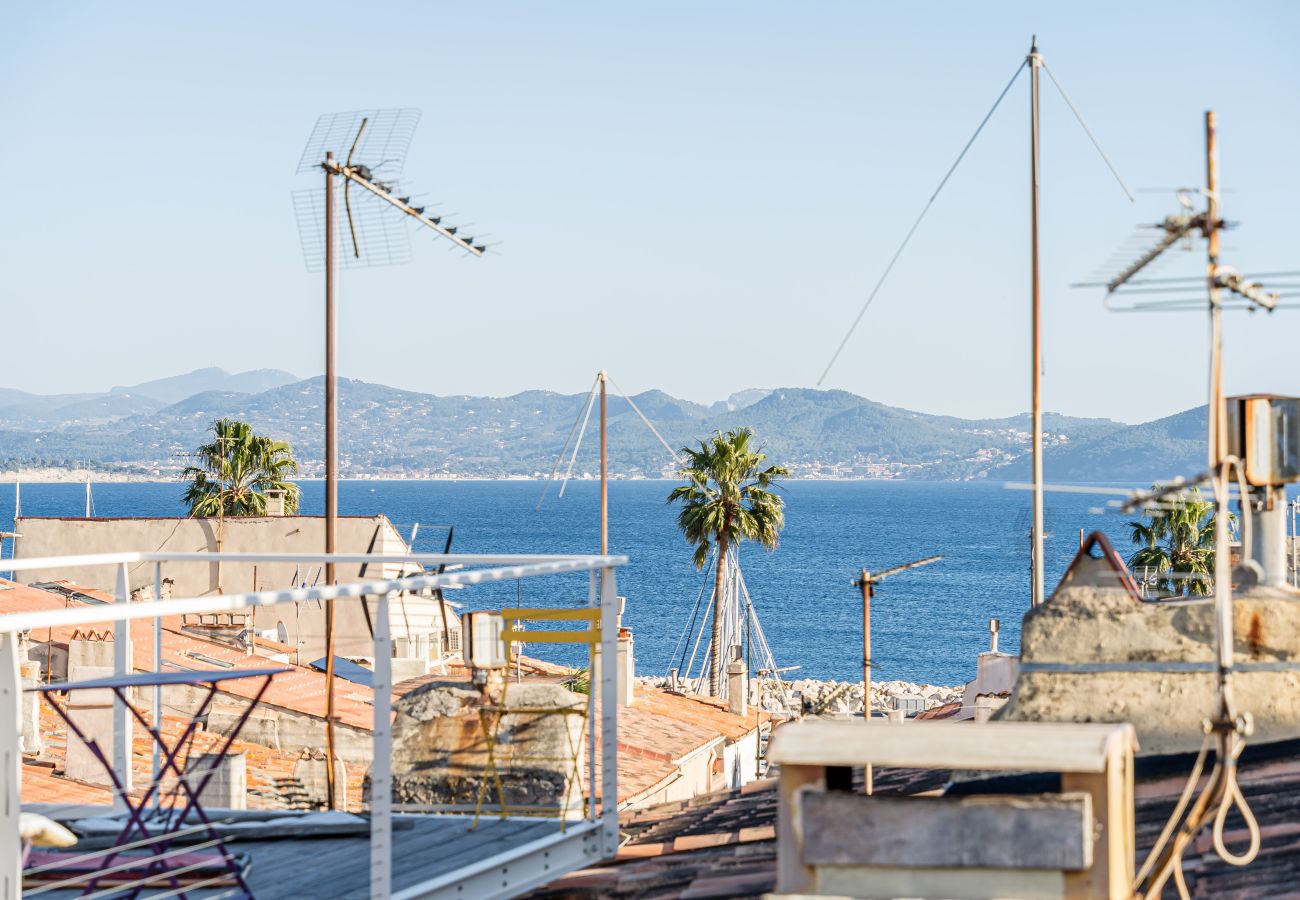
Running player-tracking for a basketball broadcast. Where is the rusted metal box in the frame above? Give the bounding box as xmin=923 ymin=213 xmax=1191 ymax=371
xmin=1226 ymin=394 xmax=1300 ymax=486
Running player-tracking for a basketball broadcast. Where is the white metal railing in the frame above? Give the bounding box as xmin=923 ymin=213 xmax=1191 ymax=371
xmin=0 ymin=550 xmax=626 ymax=900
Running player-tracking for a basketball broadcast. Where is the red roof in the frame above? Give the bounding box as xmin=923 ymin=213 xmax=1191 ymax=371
xmin=29 ymin=700 xmax=369 ymax=811
xmin=2 ymin=579 xmax=375 ymax=730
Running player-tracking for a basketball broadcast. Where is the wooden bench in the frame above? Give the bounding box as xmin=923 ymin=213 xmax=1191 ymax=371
xmin=769 ymin=720 xmax=1137 ymax=900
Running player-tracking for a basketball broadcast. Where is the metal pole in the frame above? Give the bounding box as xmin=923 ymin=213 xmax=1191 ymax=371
xmin=599 ymin=371 xmax=608 ymax=557
xmin=1292 ymin=499 xmax=1298 ymax=588
xmin=113 ymin=562 xmax=132 ymax=807
xmin=587 ymin=569 xmax=598 ymax=822
xmin=369 ymin=591 xmax=393 ymax=900
xmin=599 ymin=565 xmax=620 ymax=856
xmin=857 ymin=569 xmax=873 ymax=795
xmin=152 ymin=561 xmax=162 ymax=799
xmin=324 ymin=150 xmax=339 ymax=810
xmin=1029 ymin=40 xmax=1045 ymax=608
xmin=0 ymin=631 xmax=21 ymax=900
xmin=1205 ymin=113 xmax=1224 ymax=472
xmin=1205 ymin=111 xmax=1234 ymax=707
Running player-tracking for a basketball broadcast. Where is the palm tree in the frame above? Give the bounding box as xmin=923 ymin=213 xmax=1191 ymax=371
xmin=667 ymin=428 xmax=788 ymax=695
xmin=1126 ymin=487 xmax=1232 ymax=597
xmin=182 ymin=418 xmax=301 ymax=516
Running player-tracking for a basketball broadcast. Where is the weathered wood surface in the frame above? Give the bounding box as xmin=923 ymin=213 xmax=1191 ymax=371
xmin=768 ymin=720 xmax=1137 ymax=773
xmin=801 ymin=791 xmax=1093 ymax=871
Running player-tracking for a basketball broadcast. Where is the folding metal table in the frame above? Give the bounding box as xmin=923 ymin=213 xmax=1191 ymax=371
xmin=31 ymin=667 xmax=290 ymax=898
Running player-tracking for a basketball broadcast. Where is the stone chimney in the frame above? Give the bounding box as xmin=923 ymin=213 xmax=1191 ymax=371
xmin=390 ymin=680 xmax=587 ymax=818
xmin=264 ymin=490 xmax=287 ymax=517
xmin=191 ymin=752 xmax=248 ymax=810
xmin=293 ymin=749 xmax=347 ymax=809
xmin=727 ymin=647 xmax=747 ymax=717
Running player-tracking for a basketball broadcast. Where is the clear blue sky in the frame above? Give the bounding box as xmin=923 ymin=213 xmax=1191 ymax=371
xmin=2 ymin=2 xmax=1296 ymax=423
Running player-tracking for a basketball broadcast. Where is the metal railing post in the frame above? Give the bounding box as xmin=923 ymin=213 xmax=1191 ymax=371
xmin=369 ymin=590 xmax=393 ymax=900
xmin=587 ymin=570 xmax=597 ymax=822
xmin=113 ymin=562 xmax=132 ymax=806
xmin=0 ymin=630 xmax=21 ymax=900
xmin=152 ymin=562 xmax=162 ymax=795
xmin=599 ymin=565 xmax=619 ymax=856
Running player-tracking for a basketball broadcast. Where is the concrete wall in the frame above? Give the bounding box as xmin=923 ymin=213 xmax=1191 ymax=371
xmin=12 ymin=514 xmax=434 ymax=659
xmin=998 ymin=582 xmax=1300 ymax=754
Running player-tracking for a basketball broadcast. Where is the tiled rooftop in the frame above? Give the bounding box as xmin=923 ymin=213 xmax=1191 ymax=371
xmin=30 ymin=699 xmax=369 ymax=811
xmin=631 ymin=685 xmax=771 ymax=742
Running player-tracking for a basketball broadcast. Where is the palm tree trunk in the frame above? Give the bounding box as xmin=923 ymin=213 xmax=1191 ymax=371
xmin=710 ymin=532 xmax=729 ymax=696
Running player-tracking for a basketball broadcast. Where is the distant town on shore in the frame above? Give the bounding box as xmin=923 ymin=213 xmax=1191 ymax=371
xmin=0 ymin=366 xmax=1206 ymax=483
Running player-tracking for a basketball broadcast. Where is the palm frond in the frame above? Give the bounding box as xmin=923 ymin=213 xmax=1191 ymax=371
xmin=181 ymin=418 xmax=302 ymax=517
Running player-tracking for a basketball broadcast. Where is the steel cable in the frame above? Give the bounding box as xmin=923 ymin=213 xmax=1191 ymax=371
xmin=818 ymin=59 xmax=1027 ymax=385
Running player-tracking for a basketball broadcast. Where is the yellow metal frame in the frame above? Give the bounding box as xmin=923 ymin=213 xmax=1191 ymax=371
xmin=472 ymin=608 xmax=598 ymax=831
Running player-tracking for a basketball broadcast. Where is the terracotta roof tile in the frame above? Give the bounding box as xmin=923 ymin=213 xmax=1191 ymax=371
xmin=631 ymin=686 xmax=769 ymax=742
xmin=30 ymin=701 xmax=368 ymax=811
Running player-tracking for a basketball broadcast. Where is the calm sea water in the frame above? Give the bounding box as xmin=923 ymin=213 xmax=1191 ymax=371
xmin=0 ymin=480 xmax=1133 ymax=685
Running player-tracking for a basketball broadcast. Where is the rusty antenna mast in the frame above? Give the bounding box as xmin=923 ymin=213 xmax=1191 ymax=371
xmin=1076 ymin=112 xmax=1300 ymax=895
xmin=853 ymin=554 xmax=941 ymax=792
xmin=293 ymin=108 xmax=491 ymax=809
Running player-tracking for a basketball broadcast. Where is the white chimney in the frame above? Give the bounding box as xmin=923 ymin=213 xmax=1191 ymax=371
xmin=727 ymin=646 xmax=747 ymax=717
xmin=462 ymin=611 xmax=507 ymax=687
xmin=617 ymin=629 xmax=635 ymax=707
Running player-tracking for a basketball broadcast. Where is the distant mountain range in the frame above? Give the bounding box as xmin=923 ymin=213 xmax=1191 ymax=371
xmin=0 ymin=369 xmax=1206 ymax=482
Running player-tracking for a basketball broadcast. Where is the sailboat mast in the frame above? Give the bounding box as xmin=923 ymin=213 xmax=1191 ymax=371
xmin=599 ymin=370 xmax=608 ymax=556
xmin=1029 ymin=39 xmax=1045 ymax=608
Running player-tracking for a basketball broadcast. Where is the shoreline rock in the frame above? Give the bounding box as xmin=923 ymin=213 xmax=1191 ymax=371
xmin=637 ymin=674 xmax=963 ymax=716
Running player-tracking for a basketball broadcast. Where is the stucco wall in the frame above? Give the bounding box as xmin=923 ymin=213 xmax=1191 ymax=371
xmin=13 ymin=514 xmax=430 ymax=659
xmin=724 ymin=730 xmax=761 ymax=788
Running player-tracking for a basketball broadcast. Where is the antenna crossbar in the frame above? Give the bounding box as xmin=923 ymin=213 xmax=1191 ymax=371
xmin=323 ymin=159 xmax=485 ymax=257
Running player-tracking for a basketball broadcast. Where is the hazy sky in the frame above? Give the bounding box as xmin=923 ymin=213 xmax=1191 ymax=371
xmin=3 ymin=2 xmax=1297 ymax=423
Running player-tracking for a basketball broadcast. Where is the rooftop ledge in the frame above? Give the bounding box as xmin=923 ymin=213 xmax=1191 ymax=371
xmin=768 ymin=720 xmax=1138 ymax=773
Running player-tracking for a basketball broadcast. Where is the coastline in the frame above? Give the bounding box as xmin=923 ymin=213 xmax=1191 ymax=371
xmin=0 ymin=472 xmax=981 ymax=485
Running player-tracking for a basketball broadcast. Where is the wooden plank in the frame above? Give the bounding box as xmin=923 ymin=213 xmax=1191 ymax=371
xmin=776 ymin=763 xmax=822 ymax=894
xmin=768 ymin=721 xmax=1136 ymax=773
xmin=502 ymin=608 xmax=600 ymax=622
xmin=817 ymin=865 xmax=1066 ymax=900
xmin=503 ymin=629 xmax=597 ymax=644
xmin=801 ymin=792 xmax=1092 ymax=870
xmin=1062 ymin=742 xmax=1135 ymax=900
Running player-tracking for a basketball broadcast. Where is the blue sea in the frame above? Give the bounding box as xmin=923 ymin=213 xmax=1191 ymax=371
xmin=0 ymin=480 xmax=1134 ymax=686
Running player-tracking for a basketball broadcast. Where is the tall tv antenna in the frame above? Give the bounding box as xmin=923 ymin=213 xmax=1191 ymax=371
xmin=294 ymin=107 xmax=491 ymax=809
xmin=818 ymin=38 xmax=1133 ymax=608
